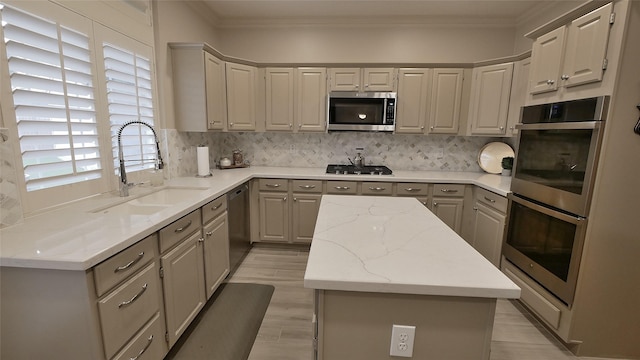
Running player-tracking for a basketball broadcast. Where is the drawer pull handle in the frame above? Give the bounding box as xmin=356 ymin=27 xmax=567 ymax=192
xmin=114 ymin=252 xmax=144 ymax=273
xmin=118 ymin=283 xmax=148 ymax=308
xmin=334 ymin=186 xmax=350 ymax=190
xmin=266 ymin=183 xmax=281 ymax=188
xmin=484 ymin=196 xmax=496 ymax=203
xmin=299 ymin=185 xmax=316 ymax=189
xmin=175 ymin=220 xmax=192 ymax=233
xmin=211 ymin=204 xmax=220 ymax=210
xmin=404 ymin=188 xmax=420 ymax=192
xmin=440 ymin=189 xmax=458 ymax=193
xmin=369 ymin=187 xmax=386 ymax=191
xmin=130 ymin=335 xmax=154 ymax=360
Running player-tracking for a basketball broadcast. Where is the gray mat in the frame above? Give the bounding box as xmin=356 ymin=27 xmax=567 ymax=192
xmin=166 ymin=282 xmax=275 ymax=360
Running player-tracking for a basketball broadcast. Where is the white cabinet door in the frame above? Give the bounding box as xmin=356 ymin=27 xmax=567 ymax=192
xmin=329 ymin=68 xmax=360 ymax=91
xmin=291 ymin=194 xmax=322 ymax=244
xmin=265 ymin=67 xmax=295 ymax=131
xmin=561 ymin=3 xmax=612 ymax=88
xmin=296 ymin=67 xmax=327 ymax=132
xmin=202 ymin=212 xmax=230 ymax=299
xmin=471 ymin=201 xmax=505 ymax=267
xmin=161 ymin=231 xmax=206 ymax=347
xmin=395 ymin=68 xmax=430 ymax=134
xmin=363 ymin=68 xmax=396 ymax=92
xmin=258 ymin=192 xmax=289 ymax=242
xmin=428 ymin=68 xmax=463 ymax=134
xmin=204 ymin=52 xmax=227 ymax=130
xmin=226 ymin=62 xmax=257 ymax=131
xmin=505 ymin=58 xmax=531 ymax=137
xmin=468 ymin=63 xmax=513 ymax=135
xmin=529 ymin=26 xmax=566 ymax=95
xmin=432 ymin=198 xmax=464 ymax=234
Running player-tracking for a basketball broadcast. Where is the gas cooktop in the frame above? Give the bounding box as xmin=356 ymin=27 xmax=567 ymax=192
xmin=326 ymin=164 xmax=393 ymax=175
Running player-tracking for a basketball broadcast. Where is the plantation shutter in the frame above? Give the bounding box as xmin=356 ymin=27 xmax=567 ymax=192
xmin=103 ymin=42 xmax=157 ymax=173
xmin=1 ymin=4 xmax=101 ymax=191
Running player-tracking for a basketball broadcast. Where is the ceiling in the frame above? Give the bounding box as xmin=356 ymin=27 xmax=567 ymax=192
xmin=197 ymin=0 xmax=567 ymax=27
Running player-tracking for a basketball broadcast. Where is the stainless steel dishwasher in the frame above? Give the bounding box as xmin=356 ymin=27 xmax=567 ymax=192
xmin=227 ymin=183 xmax=251 ymax=274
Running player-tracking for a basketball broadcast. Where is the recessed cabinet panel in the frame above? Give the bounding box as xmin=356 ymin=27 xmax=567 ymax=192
xmin=292 ymin=194 xmax=322 ymax=243
xmin=226 ymin=62 xmax=257 ymax=131
xmin=395 ymin=69 xmax=430 ymax=134
xmin=296 ymin=67 xmax=327 ymax=132
xmin=329 ymin=68 xmax=361 ymax=91
xmin=363 ymin=68 xmax=396 ymax=92
xmin=468 ymin=63 xmax=513 ymax=135
xmin=529 ymin=27 xmax=566 ymax=95
xmin=204 ymin=52 xmax=227 ymax=130
xmin=265 ymin=68 xmax=295 ymax=131
xmin=203 ymin=212 xmax=230 ymax=299
xmin=161 ymin=230 xmax=206 ymax=347
xmin=561 ymin=3 xmax=612 ymax=88
xmin=429 ymin=69 xmax=463 ymax=134
xmin=259 ymin=192 xmax=289 ymax=242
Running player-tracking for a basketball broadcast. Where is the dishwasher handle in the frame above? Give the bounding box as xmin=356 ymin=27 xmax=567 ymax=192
xmin=229 ymin=183 xmax=248 ymax=201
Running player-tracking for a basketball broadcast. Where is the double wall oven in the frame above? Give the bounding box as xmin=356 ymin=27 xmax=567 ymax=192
xmin=503 ymin=96 xmax=609 ymax=305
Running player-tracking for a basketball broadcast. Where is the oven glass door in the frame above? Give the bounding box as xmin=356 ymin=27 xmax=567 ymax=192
xmin=329 ymin=97 xmax=385 ymax=129
xmin=503 ymin=194 xmax=587 ymax=305
xmin=511 ymin=122 xmax=602 ymax=216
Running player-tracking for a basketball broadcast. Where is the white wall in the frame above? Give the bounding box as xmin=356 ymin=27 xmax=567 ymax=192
xmin=218 ymin=25 xmax=517 ymax=64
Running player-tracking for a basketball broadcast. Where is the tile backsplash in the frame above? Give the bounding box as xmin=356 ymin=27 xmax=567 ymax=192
xmin=167 ymin=130 xmax=512 ymax=177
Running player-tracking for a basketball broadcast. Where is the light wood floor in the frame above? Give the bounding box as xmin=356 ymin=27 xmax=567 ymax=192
xmin=227 ymin=244 xmax=615 ymax=360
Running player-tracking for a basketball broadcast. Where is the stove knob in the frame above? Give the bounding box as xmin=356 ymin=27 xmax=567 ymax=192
xmin=379 ymin=171 xmax=383 ymax=175
xmin=335 ymin=170 xmax=340 ymax=174
xmin=343 ymin=170 xmax=348 ymax=175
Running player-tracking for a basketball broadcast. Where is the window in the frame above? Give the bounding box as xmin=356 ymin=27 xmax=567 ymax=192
xmin=1 ymin=3 xmax=102 ymax=192
xmin=102 ymin=40 xmax=158 ymax=174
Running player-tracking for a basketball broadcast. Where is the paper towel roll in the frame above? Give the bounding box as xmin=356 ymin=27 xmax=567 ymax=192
xmin=197 ymin=146 xmax=210 ymax=176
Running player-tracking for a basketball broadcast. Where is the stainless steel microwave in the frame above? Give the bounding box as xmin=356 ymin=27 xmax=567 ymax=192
xmin=327 ymin=91 xmax=396 ymax=132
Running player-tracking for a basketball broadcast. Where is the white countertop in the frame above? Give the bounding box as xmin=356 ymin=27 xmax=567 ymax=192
xmin=0 ymin=166 xmax=511 ymax=271
xmin=304 ymin=195 xmax=520 ymax=299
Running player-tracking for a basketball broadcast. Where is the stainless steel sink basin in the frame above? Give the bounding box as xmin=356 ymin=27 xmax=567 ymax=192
xmin=90 ymin=186 xmax=209 ymax=215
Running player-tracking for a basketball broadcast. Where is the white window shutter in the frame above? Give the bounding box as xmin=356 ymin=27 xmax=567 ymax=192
xmin=1 ymin=4 xmax=101 ymax=191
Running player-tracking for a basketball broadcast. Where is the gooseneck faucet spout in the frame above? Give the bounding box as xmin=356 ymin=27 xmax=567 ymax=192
xmin=117 ymin=120 xmax=165 ymax=197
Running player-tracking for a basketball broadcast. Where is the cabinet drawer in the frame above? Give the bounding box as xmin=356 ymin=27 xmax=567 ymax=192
xmin=259 ymin=178 xmax=288 ymax=192
xmin=94 ymin=234 xmax=157 ymax=297
xmin=202 ymin=195 xmax=227 ymax=225
xmin=476 ymin=187 xmax=507 ymax=213
xmin=433 ymin=183 xmax=465 ymax=197
xmin=292 ymin=180 xmax=322 ymax=193
xmin=159 ymin=210 xmax=202 ymax=253
xmin=99 ymin=262 xmax=161 ymax=360
xmin=325 ymin=181 xmax=358 ymax=194
xmin=361 ymin=182 xmax=393 ymax=196
xmin=111 ymin=313 xmax=166 ymax=360
xmin=396 ymin=183 xmax=429 ymax=196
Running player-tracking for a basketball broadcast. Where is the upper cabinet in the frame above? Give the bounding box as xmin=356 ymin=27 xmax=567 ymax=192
xmin=171 ymin=45 xmax=227 ymax=132
xmin=264 ymin=67 xmax=327 ymax=132
xmin=395 ymin=68 xmax=465 ymax=135
xmin=329 ymin=68 xmax=396 ymax=92
xmin=428 ymin=69 xmax=465 ymax=134
xmin=296 ymin=67 xmax=327 ymax=132
xmin=505 ymin=57 xmax=531 ymax=137
xmin=528 ymin=3 xmax=613 ymax=95
xmin=467 ymin=62 xmax=514 ymax=136
xmin=226 ymin=62 xmax=258 ymax=131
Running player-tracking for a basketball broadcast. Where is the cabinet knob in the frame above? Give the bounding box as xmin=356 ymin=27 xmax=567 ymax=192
xmin=499 ymin=126 xmax=504 ymax=131
xmin=229 ymin=122 xmax=234 ymax=127
xmin=430 ymin=126 xmax=434 ymax=130
xmin=561 ymin=74 xmax=570 ymax=80
xmin=198 ymin=238 xmax=205 ymax=243
xmin=293 ymin=197 xmax=297 ymax=201
xmin=473 ymin=207 xmax=478 ymax=211
xmin=283 ymin=196 xmax=287 ymax=201
xmin=546 ymin=79 xmax=555 ymax=85
xmin=206 ymin=231 xmax=213 ymax=236
xmin=289 ymin=123 xmax=293 ymax=128
xmin=433 ymin=202 xmax=438 ymax=206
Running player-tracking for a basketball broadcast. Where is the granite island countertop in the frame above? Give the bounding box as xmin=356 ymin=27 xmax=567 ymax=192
xmin=304 ymin=195 xmax=520 ymax=299
xmin=0 ymin=166 xmax=511 ymax=271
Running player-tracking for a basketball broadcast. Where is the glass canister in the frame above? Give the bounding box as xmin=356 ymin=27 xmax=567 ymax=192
xmin=232 ymin=150 xmax=243 ymax=165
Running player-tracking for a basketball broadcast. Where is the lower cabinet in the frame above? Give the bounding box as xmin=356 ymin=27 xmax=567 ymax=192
xmin=431 ymin=184 xmax=466 ymax=234
xmin=466 ymin=187 xmax=507 ymax=267
xmin=257 ymin=179 xmax=322 ymax=244
xmin=160 ymin=227 xmax=206 ymax=347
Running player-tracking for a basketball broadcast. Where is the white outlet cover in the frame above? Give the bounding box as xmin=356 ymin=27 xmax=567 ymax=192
xmin=390 ymin=324 xmax=416 ymax=357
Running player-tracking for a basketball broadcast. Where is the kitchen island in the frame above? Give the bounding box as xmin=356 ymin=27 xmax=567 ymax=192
xmin=304 ymin=195 xmax=520 ymax=360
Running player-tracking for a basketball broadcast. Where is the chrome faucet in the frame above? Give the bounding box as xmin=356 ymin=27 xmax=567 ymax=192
xmin=117 ymin=120 xmax=165 ymax=197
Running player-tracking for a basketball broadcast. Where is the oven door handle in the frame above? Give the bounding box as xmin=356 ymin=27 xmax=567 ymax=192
xmin=515 ymin=121 xmax=601 ymax=131
xmin=507 ymin=194 xmax=586 ymax=224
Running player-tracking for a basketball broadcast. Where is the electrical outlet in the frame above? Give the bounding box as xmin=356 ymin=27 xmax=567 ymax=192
xmin=390 ymin=324 xmax=416 ymax=357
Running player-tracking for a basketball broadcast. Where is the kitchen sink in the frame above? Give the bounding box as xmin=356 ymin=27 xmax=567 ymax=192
xmin=90 ymin=186 xmax=209 ymax=215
